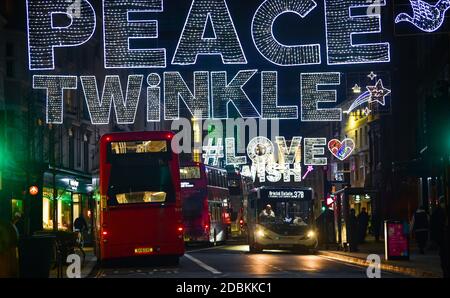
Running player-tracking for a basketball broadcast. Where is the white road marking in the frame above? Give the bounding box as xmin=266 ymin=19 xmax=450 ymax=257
xmin=184 ymin=253 xmax=222 ymax=274
xmin=186 ymin=245 xmax=224 ymax=253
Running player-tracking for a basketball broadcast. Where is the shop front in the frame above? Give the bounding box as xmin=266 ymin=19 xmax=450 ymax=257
xmin=41 ymin=169 xmax=94 ymax=244
xmin=331 ymin=187 xmax=379 ymax=250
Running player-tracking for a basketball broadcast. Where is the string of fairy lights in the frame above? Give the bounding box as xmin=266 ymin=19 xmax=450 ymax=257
xmin=163 ymin=72 xmax=210 ymax=120
xmin=80 ymin=75 xmax=143 ymax=124
xmin=324 ymin=0 xmax=390 ymax=65
xmin=300 ymin=72 xmax=342 ymax=122
xmin=27 ymin=0 xmax=96 ymax=70
xmin=103 ymin=0 xmax=166 ymax=68
xmin=25 ymin=0 xmax=399 ymax=182
xmin=261 ymin=72 xmax=298 ymax=119
xmin=172 ymin=0 xmax=247 ymax=65
xmin=251 ymin=0 xmax=321 ymax=66
xmin=33 ymin=75 xmax=78 ymax=123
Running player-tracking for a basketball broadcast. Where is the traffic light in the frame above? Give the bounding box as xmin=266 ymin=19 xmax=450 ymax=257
xmin=321 ymin=200 xmax=327 ymax=212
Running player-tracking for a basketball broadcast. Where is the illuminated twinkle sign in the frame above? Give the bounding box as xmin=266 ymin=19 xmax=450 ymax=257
xmin=26 ymin=0 xmax=392 ymax=124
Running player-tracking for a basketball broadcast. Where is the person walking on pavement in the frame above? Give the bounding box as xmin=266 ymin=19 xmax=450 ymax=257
xmin=0 ymin=218 xmax=19 ymax=277
xmin=348 ymin=209 xmax=359 ymax=252
xmin=431 ymin=197 xmax=448 ymax=277
xmin=430 ymin=197 xmax=445 ymax=247
xmin=411 ymin=206 xmax=429 ymax=254
xmin=11 ymin=213 xmax=24 ymax=240
xmin=357 ymin=207 xmax=369 ymax=244
xmin=74 ymin=215 xmax=88 ymax=245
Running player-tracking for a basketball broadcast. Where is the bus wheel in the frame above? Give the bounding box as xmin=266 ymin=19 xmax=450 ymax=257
xmin=249 ymin=243 xmax=262 ymax=253
xmin=167 ymin=256 xmax=180 ymax=266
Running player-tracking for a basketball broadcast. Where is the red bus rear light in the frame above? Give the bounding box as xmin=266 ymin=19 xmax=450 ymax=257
xmin=204 ymin=224 xmax=209 ymax=229
xmin=239 ymin=219 xmax=244 ymax=225
xmin=102 ymin=231 xmax=108 ymax=236
xmin=177 ymin=226 xmax=183 ymax=232
xmin=166 ymin=133 xmax=173 ymax=139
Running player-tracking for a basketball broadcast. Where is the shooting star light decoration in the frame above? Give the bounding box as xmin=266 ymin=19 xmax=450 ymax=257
xmin=344 ymin=77 xmax=391 ymax=114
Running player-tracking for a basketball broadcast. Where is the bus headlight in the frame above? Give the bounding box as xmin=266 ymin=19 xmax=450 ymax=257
xmin=307 ymin=230 xmax=315 ymax=238
xmin=256 ymin=229 xmax=266 ymax=238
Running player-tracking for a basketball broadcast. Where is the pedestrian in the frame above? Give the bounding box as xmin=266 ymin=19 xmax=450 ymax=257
xmin=371 ymin=212 xmax=381 ymax=242
xmin=11 ymin=213 xmax=24 ymax=240
xmin=348 ymin=209 xmax=359 ymax=252
xmin=74 ymin=215 xmax=88 ymax=232
xmin=74 ymin=215 xmax=88 ymax=245
xmin=411 ymin=206 xmax=429 ymax=254
xmin=431 ymin=197 xmax=448 ymax=277
xmin=430 ymin=197 xmax=445 ymax=247
xmin=357 ymin=207 xmax=369 ymax=244
xmin=0 ymin=218 xmax=19 ymax=277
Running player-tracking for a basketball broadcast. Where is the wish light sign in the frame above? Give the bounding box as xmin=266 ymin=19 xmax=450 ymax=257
xmin=27 ymin=0 xmax=393 ymax=177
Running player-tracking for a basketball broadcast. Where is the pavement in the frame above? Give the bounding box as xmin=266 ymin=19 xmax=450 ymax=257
xmin=50 ymin=247 xmax=97 ymax=278
xmin=317 ymin=239 xmax=443 ymax=278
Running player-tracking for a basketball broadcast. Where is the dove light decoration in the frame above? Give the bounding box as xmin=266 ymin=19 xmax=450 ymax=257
xmin=395 ymin=0 xmax=450 ymax=32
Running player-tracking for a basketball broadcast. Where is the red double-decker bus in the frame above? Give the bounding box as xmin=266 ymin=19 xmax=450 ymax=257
xmin=180 ymin=162 xmax=230 ymax=245
xmin=95 ymin=131 xmax=184 ymax=264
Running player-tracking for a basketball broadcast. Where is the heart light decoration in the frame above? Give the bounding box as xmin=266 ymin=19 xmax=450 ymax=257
xmin=328 ymin=138 xmax=355 ymax=161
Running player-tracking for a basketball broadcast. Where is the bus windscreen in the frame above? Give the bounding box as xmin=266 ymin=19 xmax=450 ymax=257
xmin=110 ymin=140 xmax=167 ymax=154
xmin=107 ymin=162 xmax=174 ymax=206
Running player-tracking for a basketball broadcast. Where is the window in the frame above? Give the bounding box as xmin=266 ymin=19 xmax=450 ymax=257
xmin=359 ymin=127 xmax=365 ymax=148
xmin=180 ymin=166 xmax=201 ymax=180
xmin=84 ymin=139 xmax=89 ymax=172
xmin=6 ymin=60 xmax=14 ymax=78
xmin=6 ymin=43 xmax=14 ymax=57
xmin=110 ymin=140 xmax=167 ymax=154
xmin=77 ymin=130 xmax=81 ymax=167
xmin=364 ymin=126 xmax=368 ymax=146
xmin=66 ymin=91 xmax=76 ymax=114
xmin=69 ymin=132 xmax=74 ymax=168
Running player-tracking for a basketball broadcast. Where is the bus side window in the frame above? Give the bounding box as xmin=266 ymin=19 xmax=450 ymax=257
xmin=207 ymin=170 xmax=213 ymax=186
xmin=214 ymin=170 xmax=219 ymax=187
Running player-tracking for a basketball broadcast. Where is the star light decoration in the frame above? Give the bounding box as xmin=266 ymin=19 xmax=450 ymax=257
xmin=367 ymin=71 xmax=377 ymax=80
xmin=344 ymin=75 xmax=391 ymax=114
xmin=352 ymin=84 xmax=361 ymax=93
xmin=363 ymin=107 xmax=372 ymax=116
xmin=366 ymin=79 xmax=391 ymax=106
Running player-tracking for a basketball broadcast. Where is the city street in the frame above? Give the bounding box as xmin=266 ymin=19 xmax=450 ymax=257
xmin=1 ymin=0 xmax=449 ymax=282
xmin=93 ymin=243 xmax=406 ymax=278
